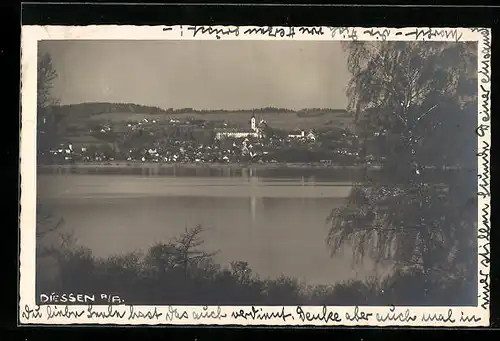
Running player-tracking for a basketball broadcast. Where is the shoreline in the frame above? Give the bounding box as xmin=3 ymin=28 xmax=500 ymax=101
xmin=36 ymin=162 xmax=467 ymax=174
xmin=38 ymin=162 xmax=375 ymax=171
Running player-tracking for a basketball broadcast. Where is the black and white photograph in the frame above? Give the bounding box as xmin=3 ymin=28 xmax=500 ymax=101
xmin=20 ymin=26 xmax=490 ymax=326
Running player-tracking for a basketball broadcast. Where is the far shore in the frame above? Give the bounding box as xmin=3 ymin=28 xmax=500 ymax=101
xmin=36 ymin=162 xmax=467 ymax=172
xmin=38 ymin=161 xmax=376 ymax=171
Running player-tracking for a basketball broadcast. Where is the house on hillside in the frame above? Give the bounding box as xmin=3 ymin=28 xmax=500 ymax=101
xmin=288 ymin=130 xmax=305 ymax=139
xmin=287 ymin=130 xmax=316 ymax=141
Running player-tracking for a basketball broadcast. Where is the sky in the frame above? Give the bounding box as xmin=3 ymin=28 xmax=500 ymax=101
xmin=39 ymin=40 xmax=350 ymax=111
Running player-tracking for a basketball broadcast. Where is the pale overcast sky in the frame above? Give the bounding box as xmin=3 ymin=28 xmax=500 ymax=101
xmin=39 ymin=40 xmax=350 ymax=110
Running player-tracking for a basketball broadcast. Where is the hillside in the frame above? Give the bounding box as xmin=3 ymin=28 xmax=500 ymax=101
xmin=48 ymin=102 xmax=169 ymax=119
xmin=46 ymin=102 xmax=353 ymax=131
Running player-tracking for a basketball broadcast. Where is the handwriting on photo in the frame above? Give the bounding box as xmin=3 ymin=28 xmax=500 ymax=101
xmin=161 ymin=26 xmax=465 ymax=42
xmin=21 ymin=304 xmax=482 ymax=325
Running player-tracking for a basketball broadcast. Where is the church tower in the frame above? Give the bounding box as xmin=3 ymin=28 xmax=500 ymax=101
xmin=250 ymin=113 xmax=257 ymax=131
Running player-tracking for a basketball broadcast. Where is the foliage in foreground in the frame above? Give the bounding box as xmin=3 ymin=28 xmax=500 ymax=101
xmin=324 ymin=41 xmax=478 ymax=300
xmin=37 ymin=225 xmax=476 ymax=307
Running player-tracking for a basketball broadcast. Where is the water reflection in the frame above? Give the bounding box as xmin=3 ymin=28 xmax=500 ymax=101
xmin=38 ymin=163 xmax=465 ymax=185
xmin=37 ymin=171 xmax=359 ymax=284
xmin=35 ymin=166 xmax=473 ymax=285
xmin=38 ymin=163 xmax=366 ymax=181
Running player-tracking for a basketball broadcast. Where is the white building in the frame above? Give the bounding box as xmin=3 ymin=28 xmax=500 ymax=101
xmin=288 ymin=130 xmax=316 ymax=141
xmin=288 ymin=130 xmax=305 ymax=139
xmin=214 ymin=113 xmax=263 ymax=140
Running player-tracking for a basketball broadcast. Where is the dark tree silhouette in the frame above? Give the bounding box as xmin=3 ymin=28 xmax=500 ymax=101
xmin=37 ymin=52 xmax=62 ymax=157
xmin=37 ymin=52 xmax=59 ymax=110
xmin=36 ymin=218 xmax=476 ymax=306
xmin=173 ymin=225 xmax=220 ymax=274
xmin=327 ymin=41 xmax=478 ymax=297
xmin=143 ymin=225 xmax=219 ymax=277
xmin=36 ymin=203 xmax=65 ymax=241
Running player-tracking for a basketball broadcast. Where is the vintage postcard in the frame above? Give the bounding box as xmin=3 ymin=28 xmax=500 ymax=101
xmin=19 ymin=25 xmax=491 ymax=327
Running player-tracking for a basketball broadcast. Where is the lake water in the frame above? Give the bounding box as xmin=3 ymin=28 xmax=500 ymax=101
xmin=37 ymin=170 xmax=384 ymax=285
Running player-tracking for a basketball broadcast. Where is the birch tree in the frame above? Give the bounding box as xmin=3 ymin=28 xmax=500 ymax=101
xmin=327 ymin=41 xmax=478 ymax=286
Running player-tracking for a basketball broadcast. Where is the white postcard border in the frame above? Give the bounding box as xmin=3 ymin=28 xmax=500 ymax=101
xmin=20 ymin=25 xmax=491 ymax=327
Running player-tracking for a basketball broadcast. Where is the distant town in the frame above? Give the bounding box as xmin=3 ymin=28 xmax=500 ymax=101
xmin=37 ymin=103 xmax=374 ymax=167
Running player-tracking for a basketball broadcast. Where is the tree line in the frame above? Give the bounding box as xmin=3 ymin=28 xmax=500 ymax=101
xmin=45 ymin=103 xmax=348 ymax=116
xmin=37 ymin=219 xmax=475 ymax=306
